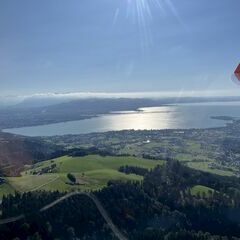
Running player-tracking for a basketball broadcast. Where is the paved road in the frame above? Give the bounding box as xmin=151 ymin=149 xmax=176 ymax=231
xmin=0 ymin=191 xmax=128 ymax=240
xmin=0 ymin=214 xmax=25 ymax=225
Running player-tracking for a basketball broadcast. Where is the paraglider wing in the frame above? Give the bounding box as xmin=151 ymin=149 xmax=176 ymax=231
xmin=232 ymin=64 xmax=240 ymax=85
xmin=234 ymin=64 xmax=240 ymax=81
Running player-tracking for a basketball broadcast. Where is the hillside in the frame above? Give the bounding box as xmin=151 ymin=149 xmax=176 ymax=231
xmin=2 ymin=160 xmax=240 ymax=239
xmin=2 ymin=97 xmax=240 ymax=129
xmin=0 ymin=132 xmax=60 ymax=176
xmin=7 ymin=155 xmax=164 ymax=192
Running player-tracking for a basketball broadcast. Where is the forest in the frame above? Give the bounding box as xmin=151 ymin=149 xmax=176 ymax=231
xmin=1 ymin=160 xmax=240 ymax=240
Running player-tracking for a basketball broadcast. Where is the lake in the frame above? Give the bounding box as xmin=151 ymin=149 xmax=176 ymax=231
xmin=3 ymin=101 xmax=240 ymax=136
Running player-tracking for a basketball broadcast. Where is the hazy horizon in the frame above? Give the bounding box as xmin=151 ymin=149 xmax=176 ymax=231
xmin=1 ymin=90 xmax=240 ymax=107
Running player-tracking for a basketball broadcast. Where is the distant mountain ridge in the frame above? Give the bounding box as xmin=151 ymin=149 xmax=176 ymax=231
xmin=1 ymin=96 xmax=240 ymax=129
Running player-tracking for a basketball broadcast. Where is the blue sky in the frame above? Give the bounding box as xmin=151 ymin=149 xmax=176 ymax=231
xmin=0 ymin=0 xmax=239 ymax=96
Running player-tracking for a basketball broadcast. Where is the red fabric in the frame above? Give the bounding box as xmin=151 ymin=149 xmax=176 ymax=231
xmin=234 ymin=64 xmax=240 ymax=74
xmin=234 ymin=64 xmax=240 ymax=81
xmin=235 ymin=73 xmax=240 ymax=81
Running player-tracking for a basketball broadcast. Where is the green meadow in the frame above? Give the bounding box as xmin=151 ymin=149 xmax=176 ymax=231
xmin=5 ymin=155 xmax=164 ymax=194
xmin=190 ymin=185 xmax=214 ymax=197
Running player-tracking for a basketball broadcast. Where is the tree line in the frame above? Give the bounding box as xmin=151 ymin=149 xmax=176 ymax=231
xmin=1 ymin=160 xmax=240 ymax=239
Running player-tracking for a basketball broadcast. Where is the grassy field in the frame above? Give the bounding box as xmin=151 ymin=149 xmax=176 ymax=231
xmin=0 ymin=182 xmax=15 ymax=198
xmin=58 ymin=155 xmax=162 ymax=172
xmin=187 ymin=161 xmax=235 ymax=176
xmin=4 ymin=155 xmax=164 ymax=195
xmin=119 ymin=138 xmax=238 ymax=176
xmin=2 ymin=152 xmax=232 ymax=198
xmin=7 ymin=174 xmax=60 ymax=192
xmin=190 ymin=185 xmax=214 ymax=197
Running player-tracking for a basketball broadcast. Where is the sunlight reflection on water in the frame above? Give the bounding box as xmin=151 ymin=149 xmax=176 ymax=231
xmin=4 ymin=103 xmax=240 ymax=136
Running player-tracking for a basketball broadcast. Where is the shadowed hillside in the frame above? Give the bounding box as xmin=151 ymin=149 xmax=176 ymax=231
xmin=0 ymin=133 xmax=61 ymax=176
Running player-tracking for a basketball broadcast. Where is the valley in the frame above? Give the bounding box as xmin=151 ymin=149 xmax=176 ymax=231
xmin=1 ymin=117 xmax=240 ymax=198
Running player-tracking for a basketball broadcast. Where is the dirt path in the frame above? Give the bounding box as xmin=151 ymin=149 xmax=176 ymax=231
xmin=29 ymin=175 xmax=60 ymax=192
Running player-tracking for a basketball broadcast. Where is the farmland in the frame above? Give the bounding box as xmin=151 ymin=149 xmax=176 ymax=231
xmin=45 ymin=119 xmax=240 ymax=177
xmin=5 ymin=155 xmax=164 ymax=194
xmin=1 ymin=118 xmax=240 ymax=198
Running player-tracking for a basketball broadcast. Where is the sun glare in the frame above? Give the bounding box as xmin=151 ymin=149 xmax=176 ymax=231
xmin=113 ymin=0 xmax=184 ymax=49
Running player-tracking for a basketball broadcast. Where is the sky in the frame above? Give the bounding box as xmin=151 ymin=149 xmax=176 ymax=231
xmin=0 ymin=0 xmax=240 ymax=97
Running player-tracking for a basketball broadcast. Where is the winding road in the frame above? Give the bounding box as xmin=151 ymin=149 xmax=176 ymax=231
xmin=0 ymin=191 xmax=128 ymax=240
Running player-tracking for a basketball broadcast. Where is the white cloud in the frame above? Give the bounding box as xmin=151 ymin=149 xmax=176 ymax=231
xmin=1 ymin=89 xmax=240 ymax=107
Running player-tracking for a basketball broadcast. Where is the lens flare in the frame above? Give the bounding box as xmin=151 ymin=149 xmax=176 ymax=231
xmin=114 ymin=0 xmax=185 ymax=49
